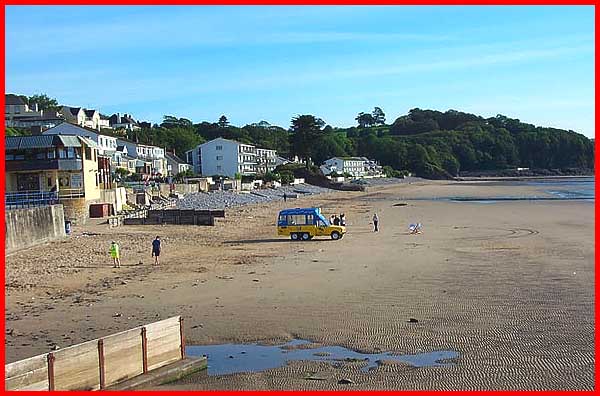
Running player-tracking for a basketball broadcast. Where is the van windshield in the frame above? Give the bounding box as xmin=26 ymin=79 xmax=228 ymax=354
xmin=317 ymin=214 xmax=329 ymax=226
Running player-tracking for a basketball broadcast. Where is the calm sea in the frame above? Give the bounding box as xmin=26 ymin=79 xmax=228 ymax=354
xmin=523 ymin=177 xmax=594 ymax=200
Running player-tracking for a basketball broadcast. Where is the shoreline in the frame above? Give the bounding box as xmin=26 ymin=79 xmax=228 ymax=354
xmin=455 ymin=175 xmax=594 ymax=182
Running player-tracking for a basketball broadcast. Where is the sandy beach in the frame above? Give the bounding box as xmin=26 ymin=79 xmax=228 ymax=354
xmin=4 ymin=180 xmax=594 ymax=390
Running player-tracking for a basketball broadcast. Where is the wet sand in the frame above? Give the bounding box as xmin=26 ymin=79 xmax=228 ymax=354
xmin=5 ymin=180 xmax=595 ymax=390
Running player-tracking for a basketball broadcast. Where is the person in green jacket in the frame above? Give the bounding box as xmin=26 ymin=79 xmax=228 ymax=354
xmin=110 ymin=241 xmax=121 ymax=268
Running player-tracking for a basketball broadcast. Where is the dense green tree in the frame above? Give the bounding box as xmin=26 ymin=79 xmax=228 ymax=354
xmin=27 ymin=94 xmax=59 ymax=112
xmin=218 ymin=115 xmax=229 ymax=128
xmin=355 ymin=112 xmax=375 ymax=128
xmin=372 ymin=107 xmax=386 ymax=125
xmin=290 ymin=115 xmax=325 ymax=167
xmin=160 ymin=115 xmax=193 ymax=128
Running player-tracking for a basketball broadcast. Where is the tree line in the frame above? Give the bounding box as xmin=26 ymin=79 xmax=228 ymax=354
xmin=8 ymin=93 xmax=594 ymax=179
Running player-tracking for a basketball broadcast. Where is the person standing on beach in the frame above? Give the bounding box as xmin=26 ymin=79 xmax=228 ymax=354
xmin=283 ymin=192 xmax=287 ymax=202
xmin=110 ymin=241 xmax=121 ymax=268
xmin=340 ymin=213 xmax=346 ymax=226
xmin=330 ymin=214 xmax=336 ymax=225
xmin=152 ymin=236 xmax=161 ymax=265
xmin=373 ymin=213 xmax=379 ymax=232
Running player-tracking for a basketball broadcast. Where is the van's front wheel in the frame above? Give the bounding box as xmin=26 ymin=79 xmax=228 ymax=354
xmin=331 ymin=231 xmax=341 ymax=240
xmin=291 ymin=233 xmax=299 ymax=241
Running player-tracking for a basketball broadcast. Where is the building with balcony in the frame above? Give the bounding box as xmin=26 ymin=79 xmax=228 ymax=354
xmin=186 ymin=137 xmax=265 ymax=178
xmin=116 ymin=138 xmax=166 ymax=177
xmin=255 ymin=148 xmax=277 ymax=175
xmin=320 ymin=156 xmax=384 ymax=178
xmin=5 ymin=135 xmax=103 ymax=222
xmin=321 ymin=157 xmax=367 ymax=177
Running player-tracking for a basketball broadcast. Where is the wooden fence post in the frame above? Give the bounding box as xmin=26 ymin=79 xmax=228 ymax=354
xmin=179 ymin=316 xmax=186 ymax=360
xmin=47 ymin=352 xmax=55 ymax=391
xmin=98 ymin=339 xmax=105 ymax=389
xmin=141 ymin=327 xmax=148 ymax=373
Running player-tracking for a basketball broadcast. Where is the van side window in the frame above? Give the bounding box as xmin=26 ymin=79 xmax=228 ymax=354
xmin=288 ymin=214 xmax=305 ymax=225
xmin=306 ymin=214 xmax=313 ymax=224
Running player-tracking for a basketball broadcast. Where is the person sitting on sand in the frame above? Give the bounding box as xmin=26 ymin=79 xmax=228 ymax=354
xmin=340 ymin=213 xmax=346 ymax=226
xmin=408 ymin=223 xmax=422 ymax=234
xmin=333 ymin=216 xmax=340 ymax=226
xmin=109 ymin=241 xmax=121 ymax=268
xmin=330 ymin=214 xmax=336 ymax=225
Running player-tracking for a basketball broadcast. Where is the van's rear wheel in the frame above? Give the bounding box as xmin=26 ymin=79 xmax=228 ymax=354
xmin=301 ymin=233 xmax=310 ymax=241
xmin=331 ymin=231 xmax=341 ymax=240
xmin=291 ymin=233 xmax=299 ymax=241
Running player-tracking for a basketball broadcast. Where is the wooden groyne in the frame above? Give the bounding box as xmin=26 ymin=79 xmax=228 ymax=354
xmin=5 ymin=316 xmax=205 ymax=391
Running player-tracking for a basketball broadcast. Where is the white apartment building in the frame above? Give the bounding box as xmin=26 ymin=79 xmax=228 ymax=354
xmin=186 ymin=137 xmax=271 ymax=178
xmin=255 ymin=148 xmax=277 ymax=174
xmin=321 ymin=157 xmax=367 ymax=177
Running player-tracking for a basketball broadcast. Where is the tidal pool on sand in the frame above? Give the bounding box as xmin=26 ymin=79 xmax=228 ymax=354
xmin=186 ymin=339 xmax=459 ymax=375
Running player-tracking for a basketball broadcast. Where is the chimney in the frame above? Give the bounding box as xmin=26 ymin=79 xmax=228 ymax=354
xmin=31 ymin=103 xmax=39 ymax=112
xmin=116 ymin=113 xmax=121 ymax=124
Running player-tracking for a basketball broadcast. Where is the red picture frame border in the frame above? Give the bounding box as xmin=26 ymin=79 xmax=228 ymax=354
xmin=0 ymin=2 xmax=597 ymax=395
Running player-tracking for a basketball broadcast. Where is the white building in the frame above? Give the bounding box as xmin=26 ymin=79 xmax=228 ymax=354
xmin=116 ymin=138 xmax=166 ymax=176
xmin=321 ymin=157 xmax=367 ymax=177
xmin=186 ymin=137 xmax=268 ymax=178
xmin=255 ymin=148 xmax=277 ymax=174
xmin=43 ymin=122 xmax=117 ymax=155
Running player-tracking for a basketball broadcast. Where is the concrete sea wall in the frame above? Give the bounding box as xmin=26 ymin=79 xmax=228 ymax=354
xmin=5 ymin=204 xmax=66 ymax=253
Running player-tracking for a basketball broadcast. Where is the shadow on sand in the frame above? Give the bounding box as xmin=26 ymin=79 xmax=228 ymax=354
xmin=224 ymin=238 xmax=291 ymax=244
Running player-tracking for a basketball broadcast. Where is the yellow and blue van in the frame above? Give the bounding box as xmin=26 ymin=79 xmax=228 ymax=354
xmin=277 ymin=207 xmax=346 ymax=241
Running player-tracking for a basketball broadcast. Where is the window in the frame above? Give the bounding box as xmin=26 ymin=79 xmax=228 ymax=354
xmin=216 ymin=155 xmax=223 ymax=160
xmin=287 ymin=214 xmax=309 ymax=226
xmin=36 ymin=151 xmax=46 ymax=159
xmin=48 ymin=149 xmax=56 ymax=159
xmin=216 ymin=165 xmax=222 ymax=171
xmin=6 ymin=153 xmax=14 ymax=160
xmin=5 ymin=105 xmax=10 ymax=114
xmin=58 ymin=148 xmax=66 ymax=159
xmin=85 ymin=147 xmax=91 ymax=159
xmin=66 ymin=147 xmax=75 ymax=159
xmin=216 ymin=145 xmax=223 ymax=150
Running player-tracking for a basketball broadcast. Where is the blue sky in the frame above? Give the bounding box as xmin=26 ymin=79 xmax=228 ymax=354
xmin=5 ymin=6 xmax=595 ymax=137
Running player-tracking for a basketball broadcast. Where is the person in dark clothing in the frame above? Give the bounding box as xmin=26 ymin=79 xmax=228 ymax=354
xmin=283 ymin=192 xmax=287 ymax=202
xmin=152 ymin=236 xmax=161 ymax=265
xmin=340 ymin=213 xmax=346 ymax=226
xmin=372 ymin=213 xmax=379 ymax=232
xmin=333 ymin=216 xmax=340 ymax=226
